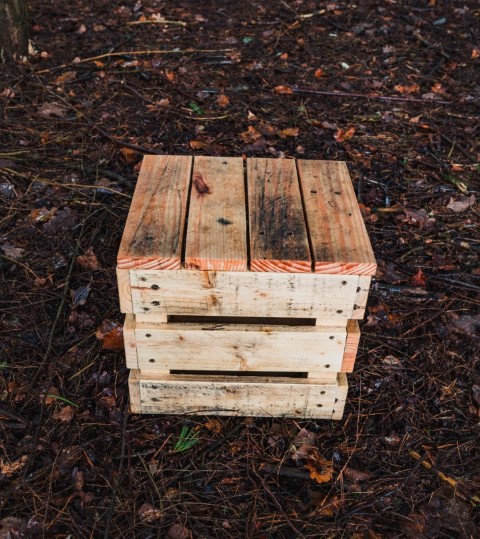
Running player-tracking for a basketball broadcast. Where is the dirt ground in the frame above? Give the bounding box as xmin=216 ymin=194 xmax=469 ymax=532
xmin=1 ymin=0 xmax=479 ymax=537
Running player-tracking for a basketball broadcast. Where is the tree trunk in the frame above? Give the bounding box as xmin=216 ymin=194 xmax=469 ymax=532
xmin=0 ymin=0 xmax=29 ymax=62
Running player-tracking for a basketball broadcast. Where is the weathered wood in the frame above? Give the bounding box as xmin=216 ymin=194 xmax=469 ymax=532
xmin=353 ymin=276 xmax=372 ymax=318
xmin=0 ymin=0 xmax=28 ymax=62
xmin=248 ymin=158 xmax=311 ymax=272
xmin=116 ymin=269 xmax=133 ymax=313
xmin=331 ymin=373 xmax=348 ymax=420
xmin=128 ymin=369 xmax=142 ymax=413
xmin=117 ymin=155 xmax=192 ymax=270
xmin=133 ymin=319 xmax=347 ymax=373
xmin=123 ymin=314 xmax=138 ymax=369
xmin=341 ymin=320 xmax=360 ymax=372
xmin=297 ymin=160 xmax=376 ymax=275
xmin=133 ymin=372 xmax=342 ymax=417
xmin=130 ymin=270 xmax=359 ymax=318
xmin=185 ymin=156 xmax=247 ymax=271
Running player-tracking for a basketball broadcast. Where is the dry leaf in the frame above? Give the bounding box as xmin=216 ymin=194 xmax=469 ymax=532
xmin=96 ymin=319 xmax=124 ymax=350
xmin=0 ymin=243 xmax=24 ymax=260
xmin=189 ymin=140 xmax=209 ymax=150
xmin=53 ymin=406 xmax=75 ymax=422
xmin=217 ymin=94 xmax=229 ymax=107
xmin=471 ymin=48 xmax=479 ymax=59
xmin=120 ymin=147 xmax=139 ymax=164
xmin=158 ymin=98 xmax=170 ymax=107
xmin=240 ymin=126 xmax=262 ymax=144
xmin=204 ymin=418 xmax=223 ymax=433
xmin=394 ymin=83 xmax=420 ymax=94
xmin=314 ymin=68 xmax=323 ymax=79
xmin=0 ymin=455 xmax=28 ymax=477
xmin=399 ymin=208 xmax=435 ymax=228
xmin=411 ymin=268 xmax=427 ymax=287
xmin=37 ymin=102 xmax=69 ymax=118
xmin=55 ymin=71 xmax=77 ymax=85
xmin=334 ymin=127 xmax=355 ymax=142
xmin=447 ymin=195 xmax=475 ymax=213
xmin=76 ymin=247 xmax=100 ymax=270
xmin=343 ymin=467 xmax=373 ymax=482
xmin=138 ymin=503 xmax=163 ymax=523
xmin=305 ymin=458 xmax=333 ymax=484
xmin=279 ymin=127 xmax=299 ymax=138
xmin=274 ymin=85 xmax=293 ymax=95
xmin=315 ymin=494 xmax=344 ymax=516
xmin=166 ymin=523 xmax=192 ymax=539
xmin=448 ymin=313 xmax=480 ymax=335
xmin=165 ymin=70 xmax=176 ymax=82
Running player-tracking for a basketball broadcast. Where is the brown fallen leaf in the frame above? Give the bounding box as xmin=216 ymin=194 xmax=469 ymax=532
xmin=37 ymin=102 xmax=69 ymax=118
xmin=314 ymin=68 xmax=323 ymax=79
xmin=240 ymin=126 xmax=262 ymax=144
xmin=166 ymin=523 xmax=192 ymax=539
xmin=189 ymin=140 xmax=212 ymax=151
xmin=76 ymin=247 xmax=100 ymax=270
xmin=394 ymin=83 xmax=420 ymax=94
xmin=217 ymin=94 xmax=229 ymax=107
xmin=448 ymin=313 xmax=480 ymax=335
xmin=138 ymin=503 xmax=163 ymax=523
xmin=279 ymin=127 xmax=299 ymax=138
xmin=96 ymin=319 xmax=124 ymax=350
xmin=446 ymin=194 xmax=475 ymax=213
xmin=305 ymin=457 xmax=333 ymax=484
xmin=398 ymin=208 xmax=435 ymax=228
xmin=334 ymin=127 xmax=355 ymax=142
xmin=411 ymin=269 xmax=427 ymax=287
xmin=55 ymin=71 xmax=77 ymax=85
xmin=53 ymin=405 xmax=75 ymax=422
xmin=314 ymin=494 xmax=344 ymax=516
xmin=343 ymin=467 xmax=373 ymax=482
xmin=120 ymin=147 xmax=140 ymax=164
xmin=376 ymin=260 xmax=404 ymax=284
xmin=0 ymin=243 xmax=24 ymax=260
xmin=0 ymin=455 xmax=28 ymax=477
xmin=274 ymin=85 xmax=293 ymax=95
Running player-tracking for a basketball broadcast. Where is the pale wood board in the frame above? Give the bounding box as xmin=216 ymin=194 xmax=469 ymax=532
xmin=331 ymin=373 xmax=348 ymax=420
xmin=353 ymin=276 xmax=372 ymax=318
xmin=116 ymin=268 xmax=133 ymax=313
xmin=123 ymin=314 xmax=138 ymax=369
xmin=247 ymin=158 xmax=311 ymax=272
xmin=133 ymin=372 xmax=341 ymax=418
xmin=129 ymin=369 xmax=142 ymax=413
xmin=297 ymin=160 xmax=376 ymax=275
xmin=185 ymin=156 xmax=247 ymax=271
xmin=130 ymin=270 xmax=359 ymax=319
xmin=341 ymin=320 xmax=361 ymax=372
xmin=117 ymin=155 xmax=192 ymax=270
xmin=133 ymin=319 xmax=347 ymax=373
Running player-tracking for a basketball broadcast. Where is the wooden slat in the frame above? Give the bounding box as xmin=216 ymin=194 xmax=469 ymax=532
xmin=134 ymin=373 xmax=340 ymax=418
xmin=117 ymin=269 xmax=132 ymax=313
xmin=130 ymin=270 xmax=359 ymax=319
xmin=331 ymin=373 xmax=348 ymax=420
xmin=117 ymin=155 xmax=192 ymax=270
xmin=123 ymin=314 xmax=138 ymax=369
xmin=341 ymin=320 xmax=360 ymax=372
xmin=134 ymin=320 xmax=347 ymax=373
xmin=353 ymin=276 xmax=372 ymax=318
xmin=129 ymin=369 xmax=142 ymax=413
xmin=185 ymin=156 xmax=247 ymax=271
xmin=248 ymin=158 xmax=311 ymax=272
xmin=297 ymin=160 xmax=376 ymax=275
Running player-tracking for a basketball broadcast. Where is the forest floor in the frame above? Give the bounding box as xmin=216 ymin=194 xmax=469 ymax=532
xmin=1 ymin=0 xmax=479 ymax=537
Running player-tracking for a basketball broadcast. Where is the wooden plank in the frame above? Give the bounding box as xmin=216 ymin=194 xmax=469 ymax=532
xmin=130 ymin=270 xmax=359 ymax=319
xmin=134 ymin=320 xmax=347 ymax=373
xmin=123 ymin=314 xmax=138 ymax=369
xmin=353 ymin=276 xmax=372 ymax=318
xmin=247 ymin=158 xmax=311 ymax=272
xmin=128 ymin=369 xmax=142 ymax=413
xmin=297 ymin=160 xmax=376 ymax=275
xmin=341 ymin=320 xmax=360 ymax=372
xmin=116 ymin=268 xmax=132 ymax=313
xmin=185 ymin=156 xmax=247 ymax=271
xmin=331 ymin=373 xmax=348 ymax=420
xmin=135 ymin=373 xmax=340 ymax=417
xmin=117 ymin=155 xmax=192 ymax=270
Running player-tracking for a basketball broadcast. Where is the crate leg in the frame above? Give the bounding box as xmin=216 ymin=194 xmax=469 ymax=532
xmin=123 ymin=315 xmax=139 ymax=369
xmin=129 ymin=370 xmax=142 ymax=413
xmin=116 ymin=268 xmax=132 ymax=313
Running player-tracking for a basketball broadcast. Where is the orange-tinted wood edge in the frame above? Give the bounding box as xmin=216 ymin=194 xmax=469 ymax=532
xmin=341 ymin=320 xmax=360 ymax=372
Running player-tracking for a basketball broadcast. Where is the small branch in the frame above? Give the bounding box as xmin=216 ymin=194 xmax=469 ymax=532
xmin=127 ymin=19 xmax=187 ymax=27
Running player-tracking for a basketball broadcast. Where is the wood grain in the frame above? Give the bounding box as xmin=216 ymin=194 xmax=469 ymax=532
xmin=129 ymin=369 xmax=142 ymax=413
xmin=116 ymin=268 xmax=132 ymax=313
xmin=341 ymin=320 xmax=360 ymax=372
xmin=123 ymin=314 xmax=138 ymax=369
xmin=133 ymin=372 xmax=341 ymax=417
xmin=297 ymin=160 xmax=376 ymax=275
xmin=117 ymin=155 xmax=192 ymax=270
xmin=353 ymin=276 xmax=371 ymax=318
xmin=133 ymin=319 xmax=347 ymax=373
xmin=331 ymin=373 xmax=348 ymax=420
xmin=248 ymin=158 xmax=311 ymax=272
xmin=185 ymin=156 xmax=247 ymax=270
xmin=130 ymin=270 xmax=359 ymax=319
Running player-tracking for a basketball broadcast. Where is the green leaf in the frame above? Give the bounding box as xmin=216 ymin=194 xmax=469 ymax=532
xmin=189 ymin=102 xmax=204 ymax=115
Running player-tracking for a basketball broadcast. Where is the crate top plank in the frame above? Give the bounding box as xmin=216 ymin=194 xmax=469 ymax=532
xmin=118 ymin=156 xmax=375 ymax=275
xmin=297 ymin=160 xmax=376 ymax=275
xmin=117 ymin=155 xmax=192 ymax=270
xmin=247 ymin=158 xmax=311 ymax=272
xmin=185 ymin=156 xmax=247 ymax=271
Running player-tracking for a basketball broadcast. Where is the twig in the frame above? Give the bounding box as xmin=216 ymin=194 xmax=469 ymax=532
xmin=35 ymin=49 xmax=235 ymax=74
xmin=291 ymin=87 xmax=452 ymax=105
xmin=440 ymin=134 xmax=477 ymax=163
xmin=127 ymin=20 xmax=187 ymax=27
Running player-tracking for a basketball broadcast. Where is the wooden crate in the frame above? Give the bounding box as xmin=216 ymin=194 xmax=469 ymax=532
xmin=117 ymin=156 xmax=375 ymax=418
